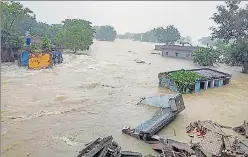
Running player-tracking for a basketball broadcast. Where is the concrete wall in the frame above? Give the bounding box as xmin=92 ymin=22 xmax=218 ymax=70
xmin=155 ymin=45 xmax=165 ymax=51
xmin=162 ymin=49 xmax=193 ymax=59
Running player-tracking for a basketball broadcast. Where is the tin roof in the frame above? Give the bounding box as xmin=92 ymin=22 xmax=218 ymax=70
xmin=191 ymin=68 xmax=232 ymax=80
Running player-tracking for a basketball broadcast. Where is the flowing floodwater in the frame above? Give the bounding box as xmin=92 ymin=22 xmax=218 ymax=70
xmin=1 ymin=39 xmax=248 ymax=157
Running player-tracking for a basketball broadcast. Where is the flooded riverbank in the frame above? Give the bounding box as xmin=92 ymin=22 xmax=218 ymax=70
xmin=1 ymin=39 xmax=248 ymax=157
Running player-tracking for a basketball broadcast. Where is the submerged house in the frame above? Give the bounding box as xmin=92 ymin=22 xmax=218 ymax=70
xmin=158 ymin=68 xmax=232 ymax=94
xmin=161 ymin=45 xmax=197 ymax=59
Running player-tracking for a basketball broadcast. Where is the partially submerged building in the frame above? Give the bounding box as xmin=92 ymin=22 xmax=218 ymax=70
xmin=158 ymin=68 xmax=232 ymax=94
xmin=161 ymin=45 xmax=197 ymax=59
xmin=154 ymin=43 xmax=197 ymax=59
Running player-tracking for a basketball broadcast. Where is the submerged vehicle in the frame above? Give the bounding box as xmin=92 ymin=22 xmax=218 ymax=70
xmin=122 ymin=94 xmax=185 ymax=142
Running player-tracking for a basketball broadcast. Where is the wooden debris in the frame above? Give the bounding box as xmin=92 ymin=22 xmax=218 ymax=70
xmin=186 ymin=120 xmax=248 ymax=157
xmin=233 ymin=121 xmax=248 ymax=138
xmin=77 ymin=136 xmax=113 ymax=157
xmin=77 ymin=136 xmax=143 ymax=157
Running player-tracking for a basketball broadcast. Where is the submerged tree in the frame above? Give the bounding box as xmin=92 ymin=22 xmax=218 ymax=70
xmin=94 ymin=25 xmax=117 ymax=41
xmin=193 ymin=47 xmax=220 ymax=66
xmin=153 ymin=25 xmax=181 ymax=45
xmin=56 ymin=19 xmax=94 ymax=53
xmin=211 ymin=1 xmax=248 ymax=73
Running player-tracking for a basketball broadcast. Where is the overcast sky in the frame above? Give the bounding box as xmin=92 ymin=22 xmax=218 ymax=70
xmin=19 ymin=1 xmax=246 ymax=44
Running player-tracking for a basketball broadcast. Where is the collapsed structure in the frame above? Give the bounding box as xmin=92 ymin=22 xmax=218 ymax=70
xmin=77 ymin=93 xmax=248 ymax=157
xmin=122 ymin=94 xmax=185 ymax=142
xmin=158 ymin=68 xmax=232 ymax=94
xmin=76 ymin=136 xmax=142 ymax=157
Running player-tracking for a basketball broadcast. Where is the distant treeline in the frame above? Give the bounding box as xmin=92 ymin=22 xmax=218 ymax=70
xmin=117 ymin=26 xmax=192 ymax=45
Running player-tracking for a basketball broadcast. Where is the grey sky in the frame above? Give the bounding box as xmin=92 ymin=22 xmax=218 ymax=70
xmin=19 ymin=1 xmax=246 ymax=44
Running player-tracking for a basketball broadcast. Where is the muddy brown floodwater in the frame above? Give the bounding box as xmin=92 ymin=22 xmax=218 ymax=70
xmin=1 ymin=39 xmax=248 ymax=157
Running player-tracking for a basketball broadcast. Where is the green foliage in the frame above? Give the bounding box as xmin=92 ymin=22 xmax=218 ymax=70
xmin=193 ymin=47 xmax=220 ymax=66
xmin=211 ymin=1 xmax=248 ymax=73
xmin=56 ymin=19 xmax=94 ymax=53
xmin=169 ymin=69 xmax=203 ymax=93
xmin=94 ymin=25 xmax=117 ymax=41
xmin=169 ymin=70 xmax=202 ymax=85
xmin=1 ymin=1 xmax=35 ymax=54
xmin=198 ymin=37 xmax=215 ymax=46
xmin=1 ymin=1 xmax=35 ymax=33
xmin=225 ymin=40 xmax=248 ymax=72
xmin=179 ymin=36 xmax=192 ymax=44
xmin=30 ymin=43 xmax=40 ymax=52
xmin=142 ymin=30 xmax=158 ymax=43
xmin=41 ymin=36 xmax=50 ymax=50
xmin=48 ymin=24 xmax=63 ymax=44
xmin=153 ymin=25 xmax=181 ymax=44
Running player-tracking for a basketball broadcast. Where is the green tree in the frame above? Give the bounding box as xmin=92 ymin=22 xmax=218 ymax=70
xmin=94 ymin=25 xmax=117 ymax=41
xmin=153 ymin=25 xmax=181 ymax=44
xmin=198 ymin=36 xmax=215 ymax=46
xmin=211 ymin=1 xmax=248 ymax=73
xmin=41 ymin=36 xmax=50 ymax=50
xmin=56 ymin=19 xmax=94 ymax=53
xmin=180 ymin=36 xmax=192 ymax=44
xmin=193 ymin=47 xmax=220 ymax=66
xmin=1 ymin=1 xmax=35 ymax=33
xmin=48 ymin=24 xmax=62 ymax=44
xmin=1 ymin=1 xmax=35 ymax=62
xmin=142 ymin=30 xmax=158 ymax=43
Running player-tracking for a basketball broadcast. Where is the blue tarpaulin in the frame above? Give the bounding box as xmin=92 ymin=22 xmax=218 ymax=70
xmin=20 ymin=51 xmax=30 ymax=66
xmin=52 ymin=51 xmax=63 ymax=64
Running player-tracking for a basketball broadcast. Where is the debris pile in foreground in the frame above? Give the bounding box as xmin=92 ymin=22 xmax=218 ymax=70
xmin=186 ymin=120 xmax=248 ymax=157
xmin=233 ymin=121 xmax=248 ymax=138
xmin=77 ymin=136 xmax=142 ymax=157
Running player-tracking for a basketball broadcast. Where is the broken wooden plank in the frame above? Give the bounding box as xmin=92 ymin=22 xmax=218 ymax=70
xmin=77 ymin=136 xmax=113 ymax=157
xmin=121 ymin=151 xmax=142 ymax=157
xmin=233 ymin=121 xmax=248 ymax=138
xmin=223 ymin=136 xmax=233 ymax=152
xmin=97 ymin=146 xmax=108 ymax=157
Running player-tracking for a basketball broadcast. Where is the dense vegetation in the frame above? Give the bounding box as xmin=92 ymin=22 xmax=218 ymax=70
xmin=1 ymin=1 xmax=95 ymax=62
xmin=153 ymin=25 xmax=181 ymax=44
xmin=212 ymin=1 xmax=248 ymax=73
xmin=117 ymin=25 xmax=191 ymax=45
xmin=169 ymin=69 xmax=203 ymax=93
xmin=56 ymin=19 xmax=94 ymax=53
xmin=195 ymin=1 xmax=248 ymax=73
xmin=94 ymin=25 xmax=117 ymax=41
xmin=193 ymin=47 xmax=220 ymax=66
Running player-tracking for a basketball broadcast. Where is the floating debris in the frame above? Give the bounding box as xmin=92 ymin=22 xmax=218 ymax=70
xmin=150 ymin=52 xmax=160 ymax=55
xmin=122 ymin=94 xmax=185 ymax=142
xmin=76 ymin=136 xmax=143 ymax=157
xmin=134 ymin=59 xmax=146 ymax=64
xmin=233 ymin=121 xmax=248 ymax=138
xmin=128 ymin=50 xmax=137 ymax=54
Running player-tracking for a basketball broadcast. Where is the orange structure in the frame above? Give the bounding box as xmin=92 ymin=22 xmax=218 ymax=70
xmin=28 ymin=53 xmax=53 ymax=70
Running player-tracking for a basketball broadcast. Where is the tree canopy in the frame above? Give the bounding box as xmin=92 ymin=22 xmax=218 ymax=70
xmin=153 ymin=25 xmax=181 ymax=44
xmin=94 ymin=25 xmax=117 ymax=41
xmin=193 ymin=46 xmax=220 ymax=66
xmin=211 ymin=1 xmax=248 ymax=73
xmin=56 ymin=19 xmax=94 ymax=53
